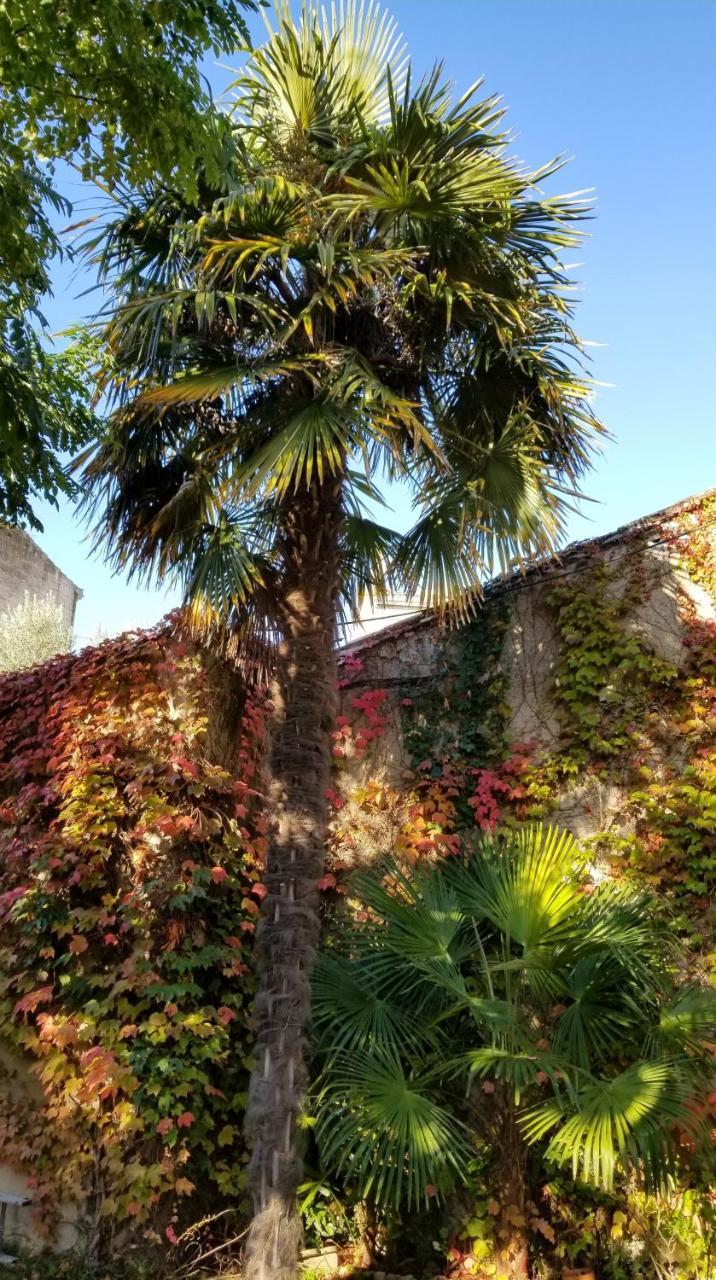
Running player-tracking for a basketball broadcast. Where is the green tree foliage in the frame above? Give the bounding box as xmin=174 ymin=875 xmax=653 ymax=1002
xmin=0 ymin=591 xmax=72 ymax=671
xmin=0 ymin=0 xmax=256 ymax=192
xmin=0 ymin=0 xmax=257 ymax=528
xmin=0 ymin=322 xmax=100 ymax=529
xmin=0 ymin=136 xmax=99 ymax=528
xmin=78 ymin=5 xmax=604 ymax=1273
xmin=312 ymin=824 xmax=715 ymax=1272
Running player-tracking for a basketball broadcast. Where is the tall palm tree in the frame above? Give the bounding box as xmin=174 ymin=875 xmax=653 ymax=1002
xmin=78 ymin=4 xmax=603 ymax=1274
xmin=312 ymin=825 xmax=715 ymax=1276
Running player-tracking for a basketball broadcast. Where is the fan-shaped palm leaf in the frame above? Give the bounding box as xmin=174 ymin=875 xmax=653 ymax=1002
xmin=446 ymin=824 xmax=585 ymax=957
xmin=311 ymin=951 xmax=437 ymax=1057
xmin=314 ymin=1048 xmax=471 ymax=1209
xmin=521 ymin=1061 xmax=702 ymax=1191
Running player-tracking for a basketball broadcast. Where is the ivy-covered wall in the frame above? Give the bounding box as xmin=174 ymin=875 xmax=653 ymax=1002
xmin=331 ymin=488 xmax=715 ymax=958
xmin=0 ymin=489 xmax=713 ymax=1273
xmin=0 ymin=623 xmax=266 ymax=1263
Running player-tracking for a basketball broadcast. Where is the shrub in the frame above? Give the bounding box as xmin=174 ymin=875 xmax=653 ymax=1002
xmin=0 ymin=592 xmax=72 ymax=673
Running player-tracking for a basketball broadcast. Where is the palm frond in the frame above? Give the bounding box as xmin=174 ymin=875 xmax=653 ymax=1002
xmin=338 ymin=511 xmax=403 ymax=620
xmin=458 ymin=1045 xmax=569 ymax=1106
xmin=314 ymin=1048 xmax=470 ymax=1209
xmin=134 ymin=357 xmax=314 ymax=409
xmin=390 ymin=503 xmax=485 ymax=619
xmin=234 ymin=0 xmax=407 ymax=143
xmin=521 ymin=1061 xmax=702 ymax=1191
xmin=447 ymin=824 xmax=585 ymax=957
xmin=352 ymin=857 xmax=467 ymax=966
xmin=650 ymin=985 xmax=716 ymax=1058
xmin=552 ymin=953 xmax=654 ymax=1071
xmin=312 ymin=951 xmax=436 ymax=1058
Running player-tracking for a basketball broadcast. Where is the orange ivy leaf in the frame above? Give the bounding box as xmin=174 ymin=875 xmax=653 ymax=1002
xmin=14 ymin=986 xmax=53 ymax=1015
xmin=530 ymin=1217 xmax=556 ymax=1243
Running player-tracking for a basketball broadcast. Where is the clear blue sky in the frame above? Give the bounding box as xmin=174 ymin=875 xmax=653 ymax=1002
xmin=34 ymin=0 xmax=716 ymax=643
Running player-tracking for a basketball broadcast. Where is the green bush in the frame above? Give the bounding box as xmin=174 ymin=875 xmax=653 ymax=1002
xmin=0 ymin=592 xmax=72 ymax=673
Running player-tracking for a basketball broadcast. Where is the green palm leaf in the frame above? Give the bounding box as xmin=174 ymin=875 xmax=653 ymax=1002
xmin=651 ymin=985 xmax=716 ymax=1057
xmin=521 ymin=1061 xmax=701 ymax=1191
xmin=314 ymin=1048 xmax=470 ymax=1209
xmin=312 ymin=951 xmax=436 ymax=1058
xmin=447 ymin=824 xmax=585 ymax=956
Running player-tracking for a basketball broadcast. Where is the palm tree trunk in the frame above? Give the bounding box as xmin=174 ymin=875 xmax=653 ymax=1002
xmin=243 ymin=476 xmax=343 ymax=1280
xmin=497 ymin=1103 xmax=529 ymax=1279
xmin=356 ymin=1199 xmax=379 ymax=1268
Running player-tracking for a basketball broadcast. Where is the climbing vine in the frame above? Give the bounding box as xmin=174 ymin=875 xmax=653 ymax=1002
xmin=1 ymin=499 xmax=713 ymax=1274
xmin=0 ymin=622 xmax=266 ymax=1253
xmin=548 ymin=560 xmax=677 ymax=769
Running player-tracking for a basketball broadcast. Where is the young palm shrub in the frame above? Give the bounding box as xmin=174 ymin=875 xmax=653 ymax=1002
xmin=78 ymin=5 xmax=604 ymax=1271
xmin=312 ymin=824 xmax=715 ymax=1277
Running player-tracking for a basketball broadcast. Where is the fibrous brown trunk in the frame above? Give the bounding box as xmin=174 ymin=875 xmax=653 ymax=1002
xmin=496 ymin=1103 xmax=529 ymax=1278
xmin=355 ymin=1199 xmax=379 ymax=1269
xmin=243 ymin=477 xmax=343 ymax=1280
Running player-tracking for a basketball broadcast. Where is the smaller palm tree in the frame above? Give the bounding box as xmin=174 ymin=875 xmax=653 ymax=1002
xmin=312 ymin=825 xmax=715 ymax=1277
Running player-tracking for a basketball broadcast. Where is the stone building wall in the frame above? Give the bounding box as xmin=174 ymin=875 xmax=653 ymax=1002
xmin=0 ymin=527 xmax=81 ymax=628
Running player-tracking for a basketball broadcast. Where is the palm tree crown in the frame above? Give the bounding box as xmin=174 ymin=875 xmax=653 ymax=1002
xmin=80 ymin=0 xmax=600 ymax=654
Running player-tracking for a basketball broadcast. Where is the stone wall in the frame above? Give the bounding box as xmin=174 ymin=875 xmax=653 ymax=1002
xmin=334 ymin=489 xmax=716 ymax=889
xmin=0 ymin=527 xmax=81 ymax=628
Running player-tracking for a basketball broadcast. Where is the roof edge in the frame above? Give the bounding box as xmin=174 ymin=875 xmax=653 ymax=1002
xmin=338 ymin=486 xmax=716 ymax=658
